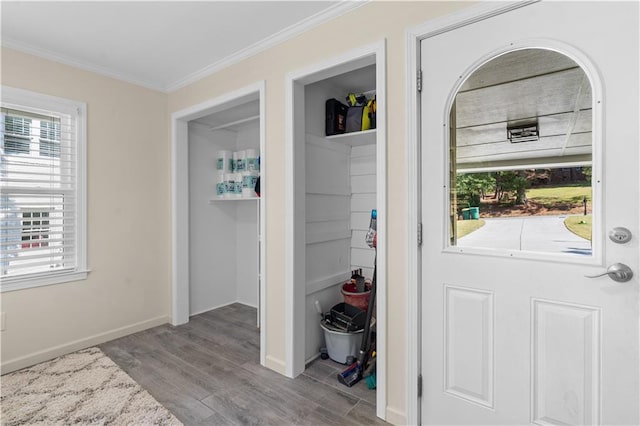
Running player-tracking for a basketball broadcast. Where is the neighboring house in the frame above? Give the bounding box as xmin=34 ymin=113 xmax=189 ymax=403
xmin=1 ymin=114 xmax=63 ymax=277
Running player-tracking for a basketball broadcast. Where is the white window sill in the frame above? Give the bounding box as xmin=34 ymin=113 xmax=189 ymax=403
xmin=1 ymin=269 xmax=90 ymax=293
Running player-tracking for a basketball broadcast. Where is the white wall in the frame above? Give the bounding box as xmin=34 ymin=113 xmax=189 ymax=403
xmin=236 ymin=207 xmax=259 ymax=307
xmin=350 ymin=143 xmax=377 ymax=279
xmin=188 ymin=124 xmax=238 ymax=314
xmin=234 ymin=120 xmax=260 ymax=153
xmin=235 ymin=122 xmax=260 ymax=308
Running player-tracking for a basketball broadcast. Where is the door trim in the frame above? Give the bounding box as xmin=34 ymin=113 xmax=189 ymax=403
xmin=170 ymin=81 xmax=267 ymax=367
xmin=405 ymin=2 xmax=540 ymax=424
xmin=285 ymin=40 xmax=387 ymax=420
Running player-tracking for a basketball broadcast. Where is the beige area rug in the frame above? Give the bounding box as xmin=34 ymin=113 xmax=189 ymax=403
xmin=0 ymin=347 xmax=182 ymax=425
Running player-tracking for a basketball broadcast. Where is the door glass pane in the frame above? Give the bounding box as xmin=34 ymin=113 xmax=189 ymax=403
xmin=449 ymin=49 xmax=593 ymax=256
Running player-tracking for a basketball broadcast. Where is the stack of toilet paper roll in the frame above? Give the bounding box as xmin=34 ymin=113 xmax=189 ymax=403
xmin=217 ymin=149 xmax=260 ymax=198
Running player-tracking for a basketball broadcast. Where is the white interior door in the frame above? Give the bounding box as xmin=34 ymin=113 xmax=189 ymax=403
xmin=420 ymin=2 xmax=638 ymax=425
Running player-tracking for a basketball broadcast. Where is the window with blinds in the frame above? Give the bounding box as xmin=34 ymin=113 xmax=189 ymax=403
xmin=1 ymin=87 xmax=87 ymax=291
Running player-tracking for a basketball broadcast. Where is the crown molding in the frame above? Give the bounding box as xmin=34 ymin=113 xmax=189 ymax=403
xmin=164 ymin=0 xmax=369 ymax=92
xmin=2 ymin=1 xmax=368 ymax=93
xmin=1 ymin=37 xmax=165 ymax=93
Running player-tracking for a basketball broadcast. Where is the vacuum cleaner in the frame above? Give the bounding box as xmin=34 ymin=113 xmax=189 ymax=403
xmin=337 ymin=210 xmax=377 ymax=387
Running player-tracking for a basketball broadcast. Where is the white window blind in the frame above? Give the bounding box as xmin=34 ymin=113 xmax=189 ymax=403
xmin=1 ymin=87 xmax=87 ymax=290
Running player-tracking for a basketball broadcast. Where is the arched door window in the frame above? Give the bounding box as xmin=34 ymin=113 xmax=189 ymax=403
xmin=449 ymin=49 xmax=594 ymax=257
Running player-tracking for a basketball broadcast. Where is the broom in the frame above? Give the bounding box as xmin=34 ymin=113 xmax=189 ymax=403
xmin=338 ymin=210 xmax=377 ymax=387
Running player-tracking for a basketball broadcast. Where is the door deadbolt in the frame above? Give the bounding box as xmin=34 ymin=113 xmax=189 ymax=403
xmin=586 ymin=263 xmax=634 ymax=283
xmin=609 ymin=227 xmax=632 ymax=244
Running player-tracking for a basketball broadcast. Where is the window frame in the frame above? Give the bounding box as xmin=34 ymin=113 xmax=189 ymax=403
xmin=1 ymin=86 xmax=88 ymax=292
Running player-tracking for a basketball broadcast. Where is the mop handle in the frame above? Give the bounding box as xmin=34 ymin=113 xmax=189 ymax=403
xmin=358 ymin=253 xmax=376 ymax=367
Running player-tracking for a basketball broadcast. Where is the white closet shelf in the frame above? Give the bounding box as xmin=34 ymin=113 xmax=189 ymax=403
xmin=325 ymin=129 xmax=376 ymax=146
xmin=208 ymin=115 xmax=260 ymax=132
xmin=209 ymin=197 xmax=260 ymax=203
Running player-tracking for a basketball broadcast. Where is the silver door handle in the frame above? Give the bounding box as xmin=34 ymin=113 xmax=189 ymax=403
xmin=585 ymin=263 xmax=633 ymax=282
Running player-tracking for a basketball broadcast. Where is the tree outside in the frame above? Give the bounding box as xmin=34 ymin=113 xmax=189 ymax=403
xmin=455 ymin=166 xmax=591 ymax=219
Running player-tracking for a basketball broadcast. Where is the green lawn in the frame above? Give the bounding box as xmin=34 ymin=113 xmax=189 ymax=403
xmin=527 ymin=184 xmax=591 ymax=208
xmin=457 ymin=219 xmax=485 ymax=239
xmin=564 ymin=215 xmax=592 ymax=241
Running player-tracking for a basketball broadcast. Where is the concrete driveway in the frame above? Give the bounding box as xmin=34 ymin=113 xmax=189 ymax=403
xmin=457 ymin=215 xmax=592 ymax=255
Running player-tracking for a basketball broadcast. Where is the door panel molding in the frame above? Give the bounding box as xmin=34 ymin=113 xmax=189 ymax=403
xmin=444 ymin=285 xmax=495 ymax=408
xmin=531 ymin=299 xmax=601 ymax=426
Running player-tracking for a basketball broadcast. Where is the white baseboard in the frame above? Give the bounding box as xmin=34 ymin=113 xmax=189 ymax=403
xmin=190 ymin=300 xmax=258 ymax=318
xmin=386 ymin=406 xmax=408 ymax=425
xmin=234 ymin=300 xmax=257 ymax=309
xmin=189 ymin=300 xmax=237 ymax=317
xmin=1 ymin=315 xmax=170 ymax=374
xmin=305 ymin=352 xmax=321 ymax=365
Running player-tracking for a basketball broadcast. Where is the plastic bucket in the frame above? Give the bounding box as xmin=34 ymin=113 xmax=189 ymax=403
xmin=341 ymin=280 xmax=372 ymax=311
xmin=320 ymin=318 xmax=376 ymax=364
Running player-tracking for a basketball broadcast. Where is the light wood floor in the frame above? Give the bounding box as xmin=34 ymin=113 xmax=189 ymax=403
xmin=100 ymin=303 xmax=385 ymax=425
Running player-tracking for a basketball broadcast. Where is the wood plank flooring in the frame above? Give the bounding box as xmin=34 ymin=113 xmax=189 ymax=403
xmin=99 ymin=303 xmax=385 ymax=425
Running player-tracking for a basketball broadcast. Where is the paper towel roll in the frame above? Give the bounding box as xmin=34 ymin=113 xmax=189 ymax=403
xmin=245 ymin=149 xmax=258 ymax=172
xmin=236 ymin=150 xmax=247 ymax=172
xmin=233 ymin=172 xmax=243 ymax=197
xmin=242 ymin=171 xmax=259 ymax=197
xmin=224 ymin=173 xmax=236 ymax=198
xmin=232 ymin=152 xmax=239 ymax=173
xmin=216 ymin=172 xmax=226 ymax=198
xmin=216 ymin=150 xmax=232 ymax=173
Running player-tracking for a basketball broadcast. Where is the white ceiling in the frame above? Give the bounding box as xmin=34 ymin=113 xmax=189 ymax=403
xmin=1 ymin=1 xmax=362 ymax=92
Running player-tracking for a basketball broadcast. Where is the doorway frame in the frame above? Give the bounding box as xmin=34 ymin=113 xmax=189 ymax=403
xmin=285 ymin=40 xmax=387 ymax=419
xmin=170 ymin=81 xmax=267 ymax=367
xmin=404 ymin=1 xmax=541 ymax=423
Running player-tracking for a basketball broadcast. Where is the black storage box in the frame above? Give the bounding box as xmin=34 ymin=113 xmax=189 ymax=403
xmin=345 ymin=106 xmax=364 ymax=133
xmin=329 ymin=302 xmax=366 ymax=332
xmin=325 ymin=99 xmax=348 ymax=136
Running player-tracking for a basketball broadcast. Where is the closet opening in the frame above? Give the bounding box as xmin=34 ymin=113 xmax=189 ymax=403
xmin=171 ymin=83 xmax=266 ymax=367
xmin=286 ymin=42 xmax=386 ymax=419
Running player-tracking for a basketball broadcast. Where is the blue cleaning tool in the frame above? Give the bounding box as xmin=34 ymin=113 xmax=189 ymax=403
xmin=365 ymin=209 xmax=377 ymax=248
